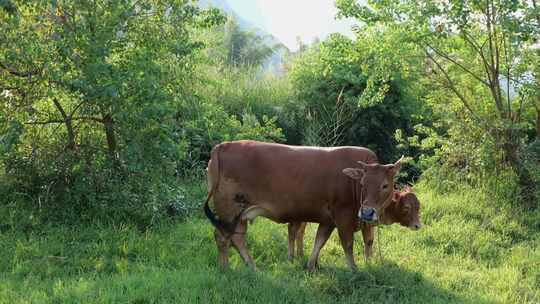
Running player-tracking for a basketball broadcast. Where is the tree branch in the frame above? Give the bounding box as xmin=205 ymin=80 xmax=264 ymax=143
xmin=461 ymin=31 xmax=495 ymax=87
xmin=485 ymin=0 xmax=505 ymax=117
xmin=0 ymin=62 xmax=39 ymax=78
xmin=69 ymin=101 xmax=85 ymax=117
xmin=25 ymin=116 xmax=104 ymax=125
xmin=425 ymin=42 xmax=490 ymax=86
xmin=25 ymin=119 xmax=65 ymax=125
xmin=426 ymin=51 xmax=482 ymax=123
xmin=502 ymin=31 xmax=513 ymax=121
xmin=51 ymin=97 xmax=76 ymax=149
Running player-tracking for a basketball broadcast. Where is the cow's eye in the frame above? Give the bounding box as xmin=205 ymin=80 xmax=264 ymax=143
xmin=382 ymin=184 xmax=388 ymax=190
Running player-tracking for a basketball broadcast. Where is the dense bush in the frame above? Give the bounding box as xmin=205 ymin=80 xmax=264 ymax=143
xmin=336 ymin=0 xmax=540 ymax=206
xmin=0 ymin=1 xmax=285 ymax=224
xmin=289 ymin=34 xmax=428 ymax=173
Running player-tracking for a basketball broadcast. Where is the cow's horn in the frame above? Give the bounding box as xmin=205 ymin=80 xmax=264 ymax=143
xmin=357 ymin=160 xmax=368 ymax=167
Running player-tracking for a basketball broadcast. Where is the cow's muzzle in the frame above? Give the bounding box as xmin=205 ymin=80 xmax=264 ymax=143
xmin=359 ymin=207 xmax=378 ymax=223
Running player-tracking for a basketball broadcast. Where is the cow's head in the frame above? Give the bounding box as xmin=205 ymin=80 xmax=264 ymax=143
xmin=392 ymin=187 xmax=422 ymax=230
xmin=342 ymin=156 xmax=403 ymax=224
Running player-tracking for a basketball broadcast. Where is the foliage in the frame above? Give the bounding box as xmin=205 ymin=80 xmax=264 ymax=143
xmin=0 ymin=0 xmax=538 ymax=222
xmin=0 ymin=1 xmax=281 ymax=222
xmin=203 ymin=17 xmax=283 ymax=68
xmin=337 ymin=0 xmax=540 ymax=205
xmin=289 ymin=33 xmax=427 ymax=165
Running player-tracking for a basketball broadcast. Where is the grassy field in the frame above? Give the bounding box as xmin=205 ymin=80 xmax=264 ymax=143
xmin=1 ymin=182 xmax=539 ymax=304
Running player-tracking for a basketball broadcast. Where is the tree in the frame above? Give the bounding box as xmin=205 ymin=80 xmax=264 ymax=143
xmin=290 ymin=34 xmax=425 ymax=163
xmin=337 ymin=0 xmax=540 ymax=202
xmin=0 ymin=0 xmax=224 ymax=218
xmin=1 ymin=1 xmax=222 ymax=161
xmin=219 ymin=17 xmax=279 ymax=67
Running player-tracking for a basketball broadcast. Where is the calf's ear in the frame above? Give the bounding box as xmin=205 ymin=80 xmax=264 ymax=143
xmin=342 ymin=168 xmax=364 ymax=180
xmin=392 ymin=191 xmax=400 ymax=203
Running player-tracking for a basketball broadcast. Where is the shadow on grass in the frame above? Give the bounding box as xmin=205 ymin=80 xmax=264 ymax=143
xmin=198 ymin=251 xmax=492 ymax=304
xmin=308 ymin=261 xmax=492 ymax=304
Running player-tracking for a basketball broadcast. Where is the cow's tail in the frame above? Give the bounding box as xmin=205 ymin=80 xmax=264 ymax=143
xmin=203 ymin=188 xmax=221 ymax=229
xmin=203 ymin=144 xmax=240 ymax=234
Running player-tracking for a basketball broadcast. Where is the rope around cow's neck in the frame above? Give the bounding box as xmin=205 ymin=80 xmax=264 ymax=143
xmin=353 ymin=177 xmax=390 ymax=264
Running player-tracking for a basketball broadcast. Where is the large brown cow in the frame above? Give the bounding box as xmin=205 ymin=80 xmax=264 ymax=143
xmin=287 ymin=187 xmax=422 ymax=261
xmin=203 ymin=140 xmax=403 ymax=271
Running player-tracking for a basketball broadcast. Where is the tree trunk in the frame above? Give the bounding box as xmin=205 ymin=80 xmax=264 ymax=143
xmin=102 ymin=113 xmax=118 ymax=161
xmin=500 ymin=128 xmax=536 ymax=208
xmin=52 ymin=98 xmax=76 ymax=150
xmin=499 ymin=127 xmax=518 ymax=166
xmin=536 ymin=107 xmax=540 ymax=140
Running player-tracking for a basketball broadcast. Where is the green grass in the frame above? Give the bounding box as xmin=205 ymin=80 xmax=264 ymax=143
xmin=1 ymin=182 xmax=539 ymax=303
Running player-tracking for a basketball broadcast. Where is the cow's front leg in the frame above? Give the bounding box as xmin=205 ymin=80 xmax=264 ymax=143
xmin=307 ymin=224 xmax=334 ymax=271
xmin=337 ymin=228 xmax=357 ymax=271
xmin=361 ymin=224 xmax=376 ymax=262
xmin=336 ymin=214 xmax=357 ymax=271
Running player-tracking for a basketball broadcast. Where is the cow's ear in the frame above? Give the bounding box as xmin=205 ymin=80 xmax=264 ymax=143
xmin=386 ymin=155 xmax=404 ymax=176
xmin=342 ymin=168 xmax=364 ymax=180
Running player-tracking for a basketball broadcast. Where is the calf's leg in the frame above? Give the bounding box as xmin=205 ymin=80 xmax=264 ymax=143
xmin=295 ymin=222 xmax=307 ymax=258
xmin=288 ymin=222 xmax=307 ymax=261
xmin=307 ymin=224 xmax=334 ymax=271
xmin=287 ymin=223 xmax=297 ymax=261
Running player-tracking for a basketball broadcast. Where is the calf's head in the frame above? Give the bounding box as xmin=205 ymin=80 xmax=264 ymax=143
xmin=342 ymin=156 xmax=403 ymax=224
xmin=389 ymin=187 xmax=422 ymax=230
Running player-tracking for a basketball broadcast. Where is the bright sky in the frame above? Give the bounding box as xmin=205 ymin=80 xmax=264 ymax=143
xmin=226 ymin=0 xmax=358 ymax=51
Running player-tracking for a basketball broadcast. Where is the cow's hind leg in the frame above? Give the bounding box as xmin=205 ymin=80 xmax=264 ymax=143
xmin=307 ymin=224 xmax=334 ymax=271
xmin=230 ymin=220 xmax=257 ymax=271
xmin=214 ymin=228 xmax=231 ymax=268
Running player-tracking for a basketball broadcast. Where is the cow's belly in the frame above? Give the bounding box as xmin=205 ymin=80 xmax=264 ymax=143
xmin=249 ymin=195 xmax=335 ymax=225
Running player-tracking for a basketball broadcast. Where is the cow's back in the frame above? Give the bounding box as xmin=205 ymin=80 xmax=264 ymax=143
xmin=208 ymin=140 xmax=377 ymax=224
